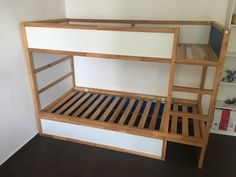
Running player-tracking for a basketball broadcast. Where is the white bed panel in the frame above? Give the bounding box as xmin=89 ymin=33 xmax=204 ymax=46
xmin=25 ymin=27 xmax=174 ymax=58
xmin=41 ymin=119 xmax=163 ymax=157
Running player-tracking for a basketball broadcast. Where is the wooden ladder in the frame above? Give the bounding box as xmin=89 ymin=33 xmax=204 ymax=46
xmin=162 ymin=28 xmax=231 ymax=168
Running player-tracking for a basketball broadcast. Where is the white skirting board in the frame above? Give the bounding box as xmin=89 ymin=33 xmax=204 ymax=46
xmin=41 ymin=119 xmax=163 ymax=157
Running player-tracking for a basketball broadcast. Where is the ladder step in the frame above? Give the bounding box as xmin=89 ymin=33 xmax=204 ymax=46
xmin=173 ymin=86 xmax=213 ymax=95
xmin=170 ymin=111 xmax=208 ymax=121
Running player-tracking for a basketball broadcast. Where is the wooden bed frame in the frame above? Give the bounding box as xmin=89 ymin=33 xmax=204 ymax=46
xmin=20 ymin=18 xmax=231 ymax=168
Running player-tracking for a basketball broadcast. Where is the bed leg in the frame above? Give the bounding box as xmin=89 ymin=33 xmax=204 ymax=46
xmin=161 ymin=139 xmax=167 ymax=161
xmin=197 ymin=146 xmax=206 ymax=169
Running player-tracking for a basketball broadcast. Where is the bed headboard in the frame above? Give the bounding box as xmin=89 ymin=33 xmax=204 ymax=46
xmin=209 ymin=24 xmax=224 ymax=58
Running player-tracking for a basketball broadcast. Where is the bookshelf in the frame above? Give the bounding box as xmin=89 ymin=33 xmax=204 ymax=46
xmin=226 ymin=0 xmax=236 ymax=28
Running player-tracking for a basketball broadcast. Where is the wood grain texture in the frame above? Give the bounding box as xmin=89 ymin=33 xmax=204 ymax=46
xmin=26 ymin=18 xmax=212 ymax=25
xmin=29 ymin=48 xmax=172 ymax=64
xmin=21 ymin=19 xmax=231 ymax=169
xmin=34 ymin=55 xmax=71 ymax=73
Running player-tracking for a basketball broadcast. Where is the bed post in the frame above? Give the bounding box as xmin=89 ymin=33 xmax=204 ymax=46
xmin=161 ymin=27 xmax=180 ymax=160
xmin=197 ymin=26 xmax=231 ymax=168
xmin=20 ymin=23 xmax=43 ymax=134
xmin=70 ymin=56 xmax=76 ymax=88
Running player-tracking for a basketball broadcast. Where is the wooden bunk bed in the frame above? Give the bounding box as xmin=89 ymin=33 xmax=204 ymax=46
xmin=21 ymin=18 xmax=230 ymax=168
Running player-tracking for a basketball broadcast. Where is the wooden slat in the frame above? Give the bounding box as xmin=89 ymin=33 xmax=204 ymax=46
xmin=200 ymin=121 xmax=206 ymax=137
xmin=182 ymin=105 xmax=189 ymax=136
xmin=34 ymin=55 xmax=71 ymax=73
xmin=201 ymin=45 xmax=218 ymax=62
xmin=43 ymin=89 xmax=74 ymax=112
xmin=162 ymin=27 xmax=179 ymax=135
xmin=128 ymin=100 xmax=143 ymax=127
xmin=170 ymin=111 xmax=208 ymax=121
xmin=64 ymin=93 xmax=91 ymax=116
xmin=108 ymin=98 xmax=128 ymax=123
xmin=75 ymin=86 xmax=165 ymax=101
xmin=72 ymin=94 xmax=98 ymax=117
xmin=191 ymin=45 xmax=201 ymax=60
xmin=70 ymin=57 xmax=76 ymax=87
xmin=26 ymin=18 xmax=68 ymax=23
xmin=80 ymin=95 xmax=106 ymax=118
xmin=67 ymin=18 xmax=211 ymax=25
xmin=208 ymin=46 xmax=218 ymax=61
xmin=55 ymin=92 xmax=84 ymax=114
xmin=29 ymin=48 xmax=172 ymax=64
xmin=89 ymin=96 xmax=112 ymax=120
xmin=118 ymin=99 xmax=136 ymax=125
xmin=172 ymin=98 xmax=198 ymax=105
xmin=176 ymin=44 xmax=219 ymax=66
xmin=159 ymin=105 xmax=167 ymax=132
xmin=173 ymin=86 xmax=213 ymax=95
xmin=47 ymin=91 xmax=76 ymax=112
xmin=186 ymin=44 xmax=192 ymax=59
xmin=99 ymin=97 xmax=121 ymax=122
xmin=178 ymin=44 xmax=186 ymax=59
xmin=197 ymin=65 xmax=208 ymax=112
xmin=170 ymin=104 xmax=178 ymax=134
xmin=176 ymin=59 xmax=218 ymax=66
xmin=38 ymin=72 xmax=72 ymax=94
xmin=192 ymin=105 xmax=201 ymax=138
xmin=149 ymin=102 xmax=161 ymax=130
xmin=24 ymin=22 xmax=176 ymax=33
xmin=138 ymin=101 xmax=152 ymax=128
xmin=200 ymin=45 xmax=210 ymax=61
xmin=176 ymin=46 xmax=181 ymax=59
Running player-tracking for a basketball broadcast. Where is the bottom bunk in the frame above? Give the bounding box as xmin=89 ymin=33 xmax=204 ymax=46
xmin=40 ymin=89 xmax=206 ymax=148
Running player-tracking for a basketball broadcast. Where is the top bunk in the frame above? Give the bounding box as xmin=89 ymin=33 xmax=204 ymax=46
xmin=21 ymin=18 xmax=230 ymax=66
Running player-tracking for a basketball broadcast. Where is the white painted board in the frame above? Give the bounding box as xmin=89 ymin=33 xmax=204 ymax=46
xmin=25 ymin=27 xmax=174 ymax=58
xmin=41 ymin=119 xmax=163 ymax=157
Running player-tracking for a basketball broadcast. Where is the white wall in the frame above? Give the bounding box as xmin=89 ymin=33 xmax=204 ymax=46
xmin=65 ymin=0 xmax=229 ymax=114
xmin=66 ymin=0 xmax=228 ymax=24
xmin=0 ymin=0 xmax=66 ymax=165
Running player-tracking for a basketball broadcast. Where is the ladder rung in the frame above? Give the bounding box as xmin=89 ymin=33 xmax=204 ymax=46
xmin=170 ymin=111 xmax=208 ymax=121
xmin=173 ymin=86 xmax=213 ymax=95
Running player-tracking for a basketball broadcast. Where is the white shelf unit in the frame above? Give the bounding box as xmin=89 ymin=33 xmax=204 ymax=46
xmin=226 ymin=0 xmax=236 ymax=28
xmin=211 ymin=129 xmax=236 ymax=137
xmin=214 ymin=0 xmax=236 ymax=136
xmin=213 ymin=0 xmax=236 ymax=135
xmin=217 ymin=51 xmax=236 ymax=111
xmin=215 ymin=100 xmax=236 ymax=111
xmin=220 ymin=81 xmax=236 ymax=86
xmin=227 ymin=51 xmax=236 ymax=57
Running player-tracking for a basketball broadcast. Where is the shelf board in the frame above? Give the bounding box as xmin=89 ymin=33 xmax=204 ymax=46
xmin=230 ymin=24 xmax=236 ymax=28
xmin=215 ymin=100 xmax=236 ymax=111
xmin=227 ymin=51 xmax=236 ymax=58
xmin=220 ymin=81 xmax=236 ymax=86
xmin=211 ymin=129 xmax=236 ymax=137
